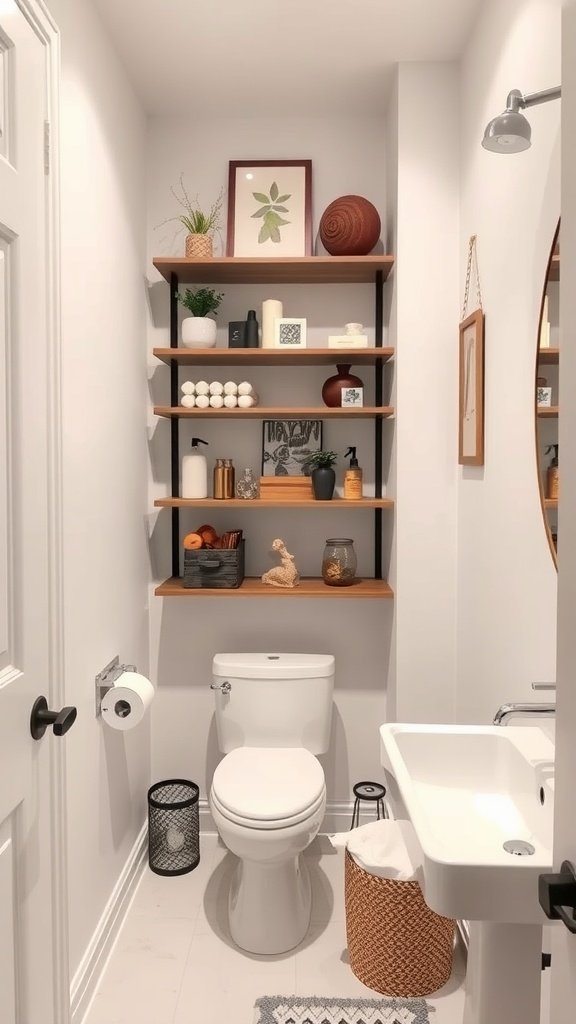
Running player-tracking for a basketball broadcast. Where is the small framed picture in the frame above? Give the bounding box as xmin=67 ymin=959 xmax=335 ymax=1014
xmin=341 ymin=387 xmax=364 ymax=407
xmin=458 ymin=309 xmax=485 ymax=466
xmin=274 ymin=317 xmax=307 ymax=349
xmin=262 ymin=419 xmax=323 ymax=476
xmin=537 ymin=386 xmax=553 ymax=407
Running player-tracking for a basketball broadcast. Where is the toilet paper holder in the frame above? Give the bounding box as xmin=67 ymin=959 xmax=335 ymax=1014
xmin=95 ymin=655 xmax=137 ymax=717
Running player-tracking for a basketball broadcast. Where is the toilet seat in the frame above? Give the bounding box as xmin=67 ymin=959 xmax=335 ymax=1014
xmin=211 ymin=747 xmax=325 ymax=830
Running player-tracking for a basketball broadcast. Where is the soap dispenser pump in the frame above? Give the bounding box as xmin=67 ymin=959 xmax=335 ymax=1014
xmin=545 ymin=444 xmax=559 ymax=500
xmin=344 ymin=446 xmax=363 ymax=500
xmin=182 ymin=437 xmax=208 ymax=499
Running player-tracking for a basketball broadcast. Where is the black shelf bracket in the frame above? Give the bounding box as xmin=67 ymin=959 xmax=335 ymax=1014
xmin=170 ymin=272 xmax=180 ymax=578
xmin=374 ymin=270 xmax=384 ymax=580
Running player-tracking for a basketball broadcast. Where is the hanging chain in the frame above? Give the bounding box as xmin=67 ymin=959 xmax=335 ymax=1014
xmin=461 ymin=234 xmax=484 ymax=321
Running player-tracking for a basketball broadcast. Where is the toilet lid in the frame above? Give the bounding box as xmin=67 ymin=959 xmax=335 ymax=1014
xmin=211 ymin=748 xmax=325 ymax=822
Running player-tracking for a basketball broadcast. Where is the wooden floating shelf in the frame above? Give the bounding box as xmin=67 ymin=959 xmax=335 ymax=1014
xmin=537 ymin=406 xmax=559 ymax=418
xmin=155 ymin=577 xmax=394 ymax=599
xmin=152 ymin=255 xmax=394 ymax=285
xmin=537 ymin=348 xmax=559 ymax=364
xmin=548 ymin=254 xmax=560 ymax=282
xmin=544 ymin=498 xmax=558 ymax=509
xmin=154 ymin=405 xmax=394 ymax=420
xmin=153 ymin=346 xmax=394 ymax=367
xmin=154 ymin=497 xmax=394 ymax=510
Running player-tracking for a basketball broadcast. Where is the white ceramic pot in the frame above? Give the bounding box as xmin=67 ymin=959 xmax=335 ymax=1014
xmin=181 ymin=316 xmax=217 ymax=348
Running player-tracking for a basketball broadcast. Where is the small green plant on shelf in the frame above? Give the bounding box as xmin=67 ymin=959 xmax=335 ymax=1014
xmin=178 ymin=288 xmax=224 ymax=318
xmin=166 ymin=175 xmax=225 ymax=236
xmin=306 ymin=451 xmax=338 ymax=470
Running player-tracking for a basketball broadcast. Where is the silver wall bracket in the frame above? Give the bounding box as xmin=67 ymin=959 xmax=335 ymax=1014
xmin=95 ymin=656 xmax=137 ymax=717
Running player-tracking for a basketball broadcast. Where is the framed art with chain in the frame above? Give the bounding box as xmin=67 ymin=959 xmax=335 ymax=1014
xmin=459 ymin=235 xmax=485 ymax=466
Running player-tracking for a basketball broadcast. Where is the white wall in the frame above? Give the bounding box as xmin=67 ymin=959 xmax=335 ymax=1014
xmin=457 ymin=0 xmax=561 ymax=724
xmin=391 ymin=62 xmax=460 ymax=723
xmin=46 ymin=0 xmax=149 ymax=980
xmin=147 ymin=115 xmax=392 ymax=817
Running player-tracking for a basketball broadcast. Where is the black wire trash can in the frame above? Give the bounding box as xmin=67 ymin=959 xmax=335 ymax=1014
xmin=148 ymin=779 xmax=200 ymax=876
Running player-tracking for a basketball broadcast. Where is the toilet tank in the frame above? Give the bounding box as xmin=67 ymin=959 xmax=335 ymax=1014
xmin=212 ymin=653 xmax=334 ymax=755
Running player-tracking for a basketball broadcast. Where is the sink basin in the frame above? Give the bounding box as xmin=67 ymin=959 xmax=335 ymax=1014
xmin=379 ymin=723 xmax=554 ymax=924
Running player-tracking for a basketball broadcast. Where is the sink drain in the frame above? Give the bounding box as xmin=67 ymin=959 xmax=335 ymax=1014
xmin=503 ymin=840 xmax=536 ymax=856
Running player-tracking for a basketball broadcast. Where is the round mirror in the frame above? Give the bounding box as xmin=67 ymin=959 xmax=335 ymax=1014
xmin=535 ymin=220 xmax=560 ymax=568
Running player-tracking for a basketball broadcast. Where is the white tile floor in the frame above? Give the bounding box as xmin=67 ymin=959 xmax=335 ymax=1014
xmin=84 ymin=834 xmax=467 ymax=1024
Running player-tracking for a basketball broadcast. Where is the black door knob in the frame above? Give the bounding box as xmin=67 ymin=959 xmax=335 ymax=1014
xmin=30 ymin=696 xmax=77 ymax=740
xmin=539 ymin=860 xmax=576 ymax=933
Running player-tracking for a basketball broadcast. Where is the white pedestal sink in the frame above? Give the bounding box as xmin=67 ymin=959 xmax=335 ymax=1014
xmin=380 ymin=724 xmax=554 ymax=1024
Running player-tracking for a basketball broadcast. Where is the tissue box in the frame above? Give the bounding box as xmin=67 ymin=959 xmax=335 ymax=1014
xmin=183 ymin=541 xmax=245 ymax=589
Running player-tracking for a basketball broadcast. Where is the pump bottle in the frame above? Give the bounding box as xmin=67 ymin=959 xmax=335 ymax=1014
xmin=546 ymin=444 xmax=559 ymax=500
xmin=344 ymin=446 xmax=363 ymax=500
xmin=181 ymin=438 xmax=208 ymax=499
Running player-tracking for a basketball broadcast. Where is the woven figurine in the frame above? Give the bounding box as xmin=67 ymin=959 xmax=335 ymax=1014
xmin=261 ymin=538 xmax=300 ymax=589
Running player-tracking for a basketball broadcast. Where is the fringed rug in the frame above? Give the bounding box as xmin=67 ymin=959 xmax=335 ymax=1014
xmin=254 ymin=995 xmax=435 ymax=1024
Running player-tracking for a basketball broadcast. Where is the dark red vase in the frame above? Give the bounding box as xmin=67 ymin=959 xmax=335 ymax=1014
xmin=322 ymin=364 xmax=364 ymax=408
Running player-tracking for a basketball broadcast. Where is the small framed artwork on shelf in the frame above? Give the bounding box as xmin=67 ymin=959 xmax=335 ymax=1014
xmin=341 ymin=387 xmax=364 ymax=407
xmin=458 ymin=309 xmax=485 ymax=466
xmin=274 ymin=317 xmax=307 ymax=349
xmin=262 ymin=419 xmax=322 ymax=476
xmin=226 ymin=160 xmax=312 ymax=257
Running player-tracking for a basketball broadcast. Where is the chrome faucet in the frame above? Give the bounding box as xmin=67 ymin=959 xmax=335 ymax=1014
xmin=493 ymin=683 xmax=556 ymax=726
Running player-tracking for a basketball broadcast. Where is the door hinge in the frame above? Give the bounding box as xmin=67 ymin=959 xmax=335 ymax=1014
xmin=44 ymin=121 xmax=50 ymax=175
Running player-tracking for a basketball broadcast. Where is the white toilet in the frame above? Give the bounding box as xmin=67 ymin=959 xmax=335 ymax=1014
xmin=209 ymin=652 xmax=334 ymax=955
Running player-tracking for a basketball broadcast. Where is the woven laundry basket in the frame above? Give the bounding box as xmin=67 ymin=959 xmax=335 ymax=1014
xmin=344 ymin=849 xmax=455 ymax=997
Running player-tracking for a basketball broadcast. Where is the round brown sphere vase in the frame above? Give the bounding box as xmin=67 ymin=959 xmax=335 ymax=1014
xmin=319 ymin=195 xmax=381 ymax=256
xmin=322 ymin=364 xmax=364 ymax=407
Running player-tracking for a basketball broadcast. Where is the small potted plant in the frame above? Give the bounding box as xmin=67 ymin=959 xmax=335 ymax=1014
xmin=178 ymin=287 xmax=224 ymax=348
xmin=161 ymin=175 xmax=224 ymax=258
xmin=307 ymin=451 xmax=338 ymax=501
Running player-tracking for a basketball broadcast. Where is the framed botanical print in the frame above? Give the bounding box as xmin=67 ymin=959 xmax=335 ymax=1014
xmin=226 ymin=160 xmax=312 ymax=257
xmin=459 ymin=309 xmax=485 ymax=466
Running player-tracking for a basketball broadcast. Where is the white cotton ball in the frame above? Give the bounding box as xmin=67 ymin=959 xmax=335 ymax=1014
xmin=238 ymin=381 xmax=253 ymax=396
xmin=181 ymin=381 xmax=195 ymax=395
xmin=223 ymin=381 xmax=238 ymax=395
xmin=209 ymin=381 xmax=224 ymax=396
xmin=237 ymin=395 xmax=255 ymax=409
xmin=195 ymin=380 xmax=209 ymax=396
xmin=224 ymin=394 xmax=238 ymax=409
xmin=180 ymin=395 xmax=196 ymax=408
xmin=209 ymin=394 xmax=224 ymax=409
xmin=195 ymin=394 xmax=210 ymax=409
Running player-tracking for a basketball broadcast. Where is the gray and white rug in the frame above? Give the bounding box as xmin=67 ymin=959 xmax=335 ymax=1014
xmin=254 ymin=995 xmax=435 ymax=1024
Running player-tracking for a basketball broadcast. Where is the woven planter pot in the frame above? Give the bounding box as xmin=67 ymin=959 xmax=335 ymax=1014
xmin=185 ymin=233 xmax=213 ymax=259
xmin=344 ymin=850 xmax=455 ymax=997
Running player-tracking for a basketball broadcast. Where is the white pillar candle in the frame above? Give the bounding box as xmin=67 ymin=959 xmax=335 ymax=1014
xmin=209 ymin=394 xmax=224 ymax=409
xmin=238 ymin=381 xmax=253 ymax=396
xmin=223 ymin=381 xmax=238 ymax=395
xmin=237 ymin=395 xmax=256 ymax=409
xmin=262 ymin=299 xmax=283 ymax=348
xmin=209 ymin=381 xmax=224 ymax=396
xmin=181 ymin=381 xmax=195 ymax=395
xmin=180 ymin=394 xmax=196 ymax=408
xmin=195 ymin=394 xmax=210 ymax=409
xmin=224 ymin=394 xmax=238 ymax=409
xmin=195 ymin=380 xmax=209 ymax=396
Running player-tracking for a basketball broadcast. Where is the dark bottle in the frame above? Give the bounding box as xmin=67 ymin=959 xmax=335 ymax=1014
xmin=245 ymin=310 xmax=259 ymax=348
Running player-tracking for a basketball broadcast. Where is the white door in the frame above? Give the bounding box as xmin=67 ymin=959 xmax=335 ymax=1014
xmin=549 ymin=4 xmax=576 ymax=1020
xmin=0 ymin=3 xmax=68 ymax=1023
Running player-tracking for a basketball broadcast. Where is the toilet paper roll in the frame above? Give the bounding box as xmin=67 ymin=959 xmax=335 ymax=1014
xmin=237 ymin=394 xmax=256 ymax=409
xmin=223 ymin=394 xmax=238 ymax=408
xmin=181 ymin=381 xmax=195 ymax=395
xmin=180 ymin=395 xmax=196 ymax=408
xmin=238 ymin=381 xmax=254 ymax=396
xmin=262 ymin=299 xmax=283 ymax=348
xmin=195 ymin=380 xmax=209 ymax=396
xmin=101 ymin=672 xmax=154 ymax=731
xmin=223 ymin=381 xmax=238 ymax=395
xmin=209 ymin=394 xmax=224 ymax=408
xmin=209 ymin=381 xmax=224 ymax=396
xmin=195 ymin=394 xmax=210 ymax=409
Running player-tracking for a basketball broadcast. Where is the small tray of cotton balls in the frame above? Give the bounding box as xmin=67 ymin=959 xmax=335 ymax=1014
xmin=180 ymin=380 xmax=258 ymax=410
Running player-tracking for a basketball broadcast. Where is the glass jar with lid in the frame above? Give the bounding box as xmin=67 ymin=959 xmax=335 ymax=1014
xmin=321 ymin=538 xmax=357 ymax=587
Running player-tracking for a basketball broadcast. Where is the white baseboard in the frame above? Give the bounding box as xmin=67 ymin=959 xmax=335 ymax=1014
xmin=199 ymin=798 xmax=386 ymax=836
xmin=70 ymin=821 xmax=148 ymax=1024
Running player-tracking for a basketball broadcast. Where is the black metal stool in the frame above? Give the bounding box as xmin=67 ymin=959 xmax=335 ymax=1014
xmin=350 ymin=780 xmax=387 ymax=830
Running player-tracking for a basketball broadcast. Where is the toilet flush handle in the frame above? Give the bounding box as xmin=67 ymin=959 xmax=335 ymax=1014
xmin=210 ymin=681 xmax=232 ymax=694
